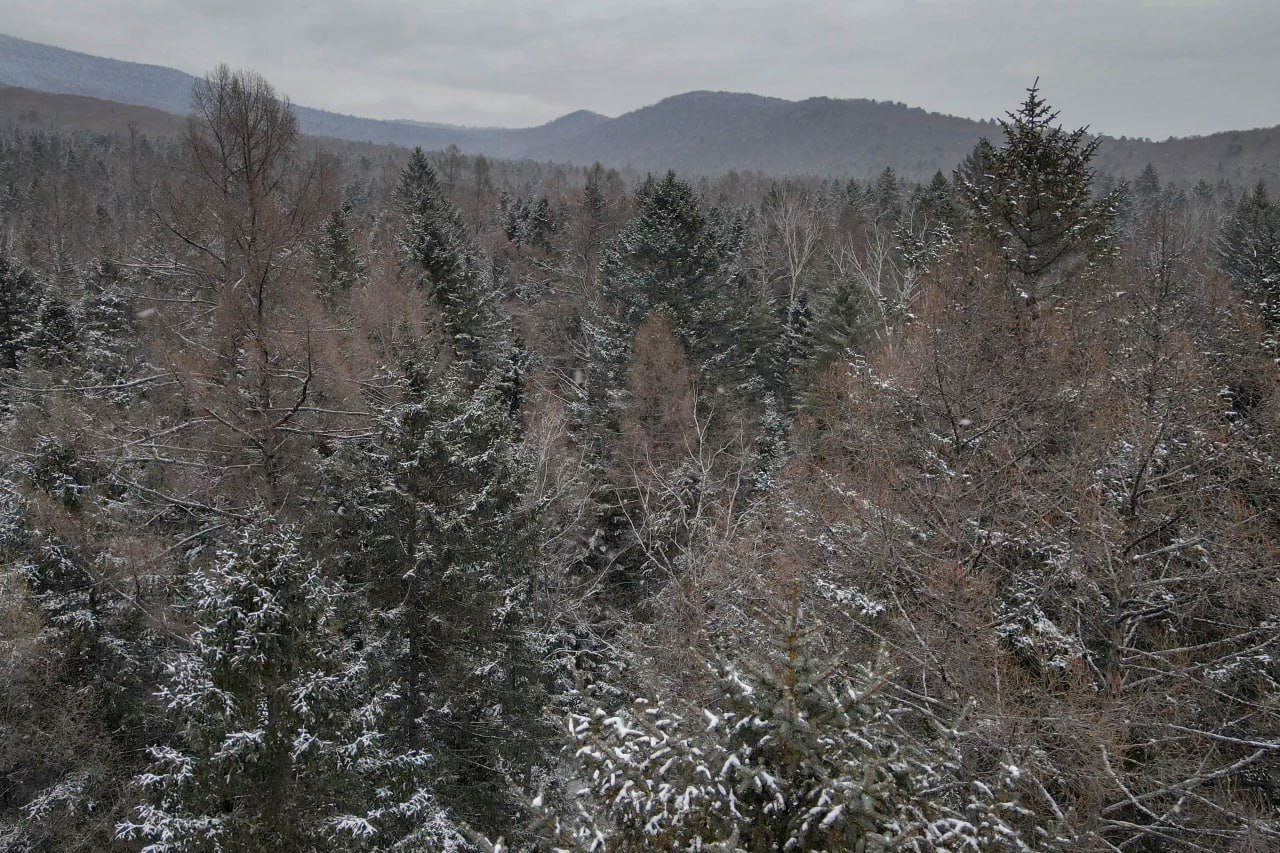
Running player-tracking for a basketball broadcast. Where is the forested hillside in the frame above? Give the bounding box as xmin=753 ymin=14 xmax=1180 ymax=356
xmin=1 ymin=67 xmax=1278 ymax=851
xmin=5 ymin=32 xmax=1280 ymax=183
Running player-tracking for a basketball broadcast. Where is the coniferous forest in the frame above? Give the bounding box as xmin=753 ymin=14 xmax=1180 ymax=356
xmin=1 ymin=67 xmax=1279 ymax=851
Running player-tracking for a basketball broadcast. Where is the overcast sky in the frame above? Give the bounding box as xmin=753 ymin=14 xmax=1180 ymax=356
xmin=3 ymin=0 xmax=1277 ymax=137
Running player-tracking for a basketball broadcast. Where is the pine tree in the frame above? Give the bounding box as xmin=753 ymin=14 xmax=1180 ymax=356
xmin=321 ymin=346 xmax=545 ymax=835
xmin=1216 ymin=181 xmax=1280 ymax=326
xmin=118 ymin=517 xmax=455 ymax=851
xmin=959 ymin=82 xmax=1120 ymax=286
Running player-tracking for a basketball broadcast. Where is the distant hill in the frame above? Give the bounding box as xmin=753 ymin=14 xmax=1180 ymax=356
xmin=0 ymin=33 xmax=610 ymax=157
xmin=522 ymin=90 xmax=999 ymax=178
xmin=0 ymin=84 xmax=185 ymax=137
xmin=2 ymin=32 xmax=1277 ymax=184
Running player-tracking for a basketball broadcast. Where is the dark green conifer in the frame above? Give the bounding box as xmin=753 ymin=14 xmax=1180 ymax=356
xmin=1217 ymin=181 xmax=1280 ymax=325
xmin=959 ymin=82 xmax=1120 ymax=284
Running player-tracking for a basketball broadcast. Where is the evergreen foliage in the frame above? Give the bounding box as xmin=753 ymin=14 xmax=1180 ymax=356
xmin=528 ymin=594 xmax=1042 ymax=852
xmin=599 ymin=171 xmax=778 ymax=401
xmin=500 ymin=191 xmax=557 ymax=249
xmin=872 ymin=167 xmax=903 ymax=224
xmin=805 ymin=275 xmax=876 ymax=377
xmin=0 ymin=449 xmax=155 ymax=851
xmin=1217 ymin=181 xmax=1280 ymax=325
xmin=313 ymin=202 xmax=366 ymax=300
xmin=0 ymin=250 xmax=40 ymax=371
xmin=118 ymin=517 xmax=454 ymax=851
xmin=396 ymin=147 xmax=503 ymax=383
xmin=1 ymin=66 xmax=1277 ymax=853
xmin=958 ymin=83 xmax=1120 ymax=283
xmin=321 ymin=346 xmax=546 ymax=834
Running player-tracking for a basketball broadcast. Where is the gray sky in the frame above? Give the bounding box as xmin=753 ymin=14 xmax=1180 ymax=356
xmin=3 ymin=0 xmax=1278 ymax=137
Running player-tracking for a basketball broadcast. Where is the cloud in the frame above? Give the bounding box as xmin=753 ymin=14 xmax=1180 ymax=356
xmin=3 ymin=0 xmax=1277 ymax=136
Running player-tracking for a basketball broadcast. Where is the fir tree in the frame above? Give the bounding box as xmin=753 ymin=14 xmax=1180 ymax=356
xmin=396 ymin=147 xmax=503 ymax=384
xmin=76 ymin=261 xmax=143 ymax=396
xmin=500 ymin=191 xmax=556 ymax=250
xmin=959 ymin=82 xmax=1120 ymax=286
xmin=118 ymin=517 xmax=453 ymax=851
xmin=0 ymin=250 xmax=40 ymax=371
xmin=570 ymin=296 xmax=636 ymax=454
xmin=917 ymin=170 xmax=966 ymax=240
xmin=5 ymin=261 xmax=143 ymax=401
xmin=321 ymin=347 xmax=545 ymax=835
xmin=954 ymin=138 xmax=997 ymax=205
xmin=0 ymin=443 xmax=157 ymax=851
xmin=598 ymin=171 xmax=778 ymax=401
xmin=804 ymin=274 xmax=877 ymax=379
xmin=872 ymin=167 xmax=904 ymax=225
xmin=525 ymin=591 xmax=1044 ymax=852
xmin=1216 ymin=181 xmax=1280 ymax=326
xmin=313 ymin=202 xmax=366 ymax=301
xmin=1133 ymin=163 xmax=1161 ymax=203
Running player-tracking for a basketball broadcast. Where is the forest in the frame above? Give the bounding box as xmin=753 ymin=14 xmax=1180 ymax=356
xmin=0 ymin=66 xmax=1278 ymax=851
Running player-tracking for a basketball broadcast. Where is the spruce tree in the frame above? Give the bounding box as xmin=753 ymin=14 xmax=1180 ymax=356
xmin=805 ymin=274 xmax=876 ymax=379
xmin=321 ymin=346 xmax=545 ymax=835
xmin=118 ymin=517 xmax=452 ymax=851
xmin=917 ymin=170 xmax=966 ymax=239
xmin=0 ymin=250 xmax=40 ymax=371
xmin=1217 ymin=181 xmax=1280 ymax=326
xmin=396 ymin=147 xmax=503 ymax=384
xmin=500 ymin=191 xmax=556 ymax=250
xmin=0 ymin=442 xmax=157 ymax=851
xmin=313 ymin=202 xmax=366 ymax=301
xmin=954 ymin=138 xmax=997 ymax=205
xmin=1133 ymin=163 xmax=1161 ymax=203
xmin=959 ymin=82 xmax=1120 ymax=286
xmin=872 ymin=167 xmax=904 ymax=224
xmin=598 ymin=171 xmax=778 ymax=402
xmin=570 ymin=297 xmax=634 ymax=452
xmin=528 ymin=592 xmax=1043 ymax=851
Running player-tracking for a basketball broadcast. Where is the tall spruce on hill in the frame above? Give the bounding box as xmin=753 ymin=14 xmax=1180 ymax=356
xmin=321 ymin=345 xmax=545 ymax=837
xmin=958 ymin=82 xmax=1120 ymax=287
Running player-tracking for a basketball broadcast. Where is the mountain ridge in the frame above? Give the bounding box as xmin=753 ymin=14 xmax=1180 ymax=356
xmin=2 ymin=32 xmax=1277 ymax=183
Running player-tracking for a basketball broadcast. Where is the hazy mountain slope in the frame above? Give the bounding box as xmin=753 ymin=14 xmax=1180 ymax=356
xmin=1096 ymin=129 xmax=1280 ymax=187
xmin=0 ymin=33 xmax=521 ymax=153
xmin=3 ymin=32 xmax=1277 ymax=184
xmin=528 ymin=91 xmax=996 ymax=179
xmin=0 ymin=84 xmax=186 ymax=136
xmin=0 ymin=32 xmax=198 ymax=114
